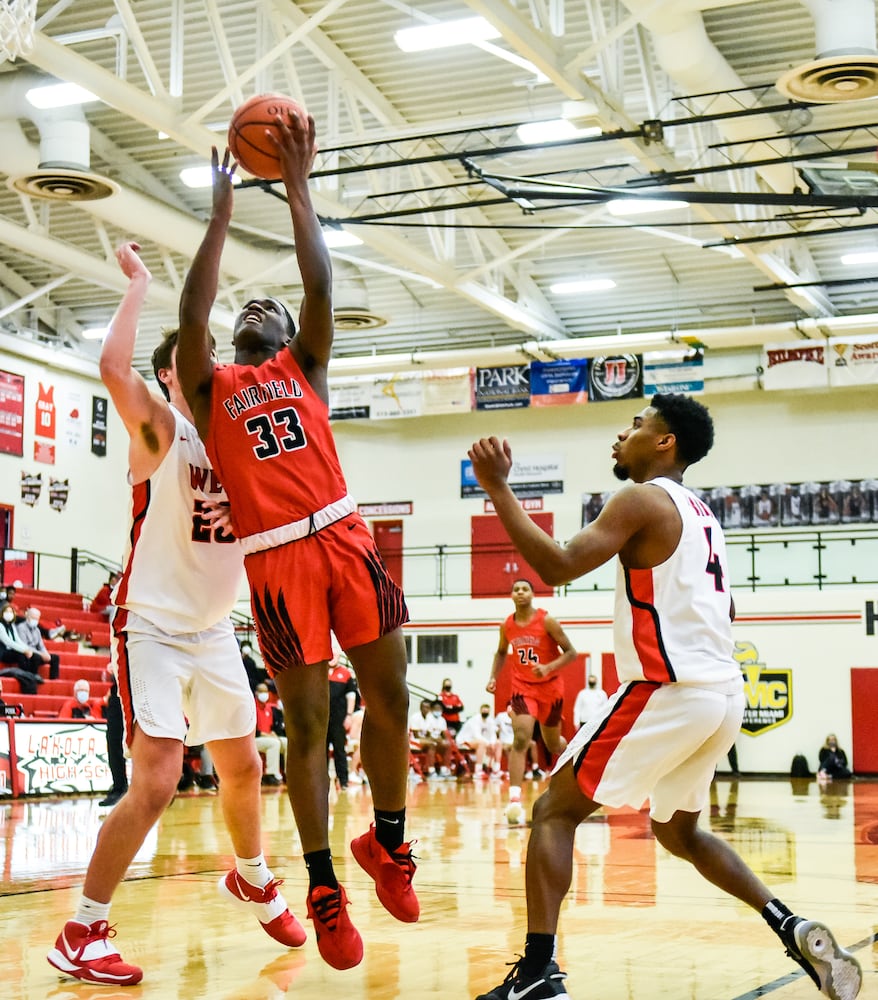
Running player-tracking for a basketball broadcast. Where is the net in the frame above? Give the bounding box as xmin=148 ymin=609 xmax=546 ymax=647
xmin=0 ymin=0 xmax=37 ymax=64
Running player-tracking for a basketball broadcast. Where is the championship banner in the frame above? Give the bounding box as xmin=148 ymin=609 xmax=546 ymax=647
xmin=474 ymin=364 xmax=531 ymax=410
xmin=64 ymin=390 xmax=85 ymax=448
xmin=827 ymin=337 xmax=878 ymax=387
xmin=91 ymin=395 xmax=108 ymax=456
xmin=12 ymin=721 xmax=110 ymax=795
xmin=20 ymin=472 xmax=41 ymax=506
xmin=48 ymin=478 xmax=70 ymax=512
xmin=34 ymin=382 xmax=56 ymax=441
xmin=329 ymin=379 xmax=371 ymax=421
xmin=461 ymin=454 xmax=564 ymax=499
xmin=371 ymin=374 xmax=424 ymax=420
xmin=644 ymin=349 xmax=704 ymax=396
xmin=0 ymin=368 xmax=24 ymax=457
xmin=422 ymin=368 xmax=473 ymax=415
xmin=588 ymin=354 xmax=643 ymax=402
xmin=529 ymin=359 xmax=588 ymax=407
xmin=761 ymin=343 xmax=827 ymax=390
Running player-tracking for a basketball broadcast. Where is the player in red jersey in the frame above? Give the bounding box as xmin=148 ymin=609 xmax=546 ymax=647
xmin=488 ymin=579 xmax=576 ymax=825
xmin=176 ymin=113 xmax=416 ymax=972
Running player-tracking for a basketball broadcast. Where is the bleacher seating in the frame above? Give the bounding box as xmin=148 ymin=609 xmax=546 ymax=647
xmin=0 ymin=586 xmax=114 ymax=717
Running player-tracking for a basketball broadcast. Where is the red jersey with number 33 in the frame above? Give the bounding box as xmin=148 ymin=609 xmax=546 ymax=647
xmin=614 ymin=476 xmax=737 ymax=685
xmin=206 ymin=348 xmax=348 ymax=540
xmin=503 ymin=607 xmax=562 ymax=687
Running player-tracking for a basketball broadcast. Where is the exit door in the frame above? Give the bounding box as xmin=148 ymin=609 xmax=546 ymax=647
xmin=372 ymin=519 xmax=403 ymax=590
xmin=470 ymin=513 xmax=554 ymax=598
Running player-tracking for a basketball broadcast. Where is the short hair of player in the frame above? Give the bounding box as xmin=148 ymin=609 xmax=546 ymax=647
xmin=650 ymin=393 xmax=715 ymax=467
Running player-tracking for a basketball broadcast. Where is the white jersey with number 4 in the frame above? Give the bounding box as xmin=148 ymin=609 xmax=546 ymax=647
xmin=614 ymin=476 xmax=738 ymax=685
xmin=113 ymin=405 xmax=244 ymax=634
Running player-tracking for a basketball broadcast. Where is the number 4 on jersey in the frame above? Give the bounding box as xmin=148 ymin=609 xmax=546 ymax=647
xmin=703 ymin=526 xmax=725 ymax=592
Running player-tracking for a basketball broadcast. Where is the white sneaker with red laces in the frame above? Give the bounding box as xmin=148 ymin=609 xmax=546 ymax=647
xmin=47 ymin=919 xmax=143 ymax=986
xmin=219 ymin=869 xmax=307 ymax=947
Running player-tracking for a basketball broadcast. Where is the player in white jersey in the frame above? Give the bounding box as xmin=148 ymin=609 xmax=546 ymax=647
xmin=469 ymin=394 xmax=861 ymax=1000
xmin=47 ymin=243 xmax=304 ymax=989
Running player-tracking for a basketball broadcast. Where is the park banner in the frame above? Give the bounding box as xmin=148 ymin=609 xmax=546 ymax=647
xmin=474 ymin=364 xmax=531 ymax=410
xmin=0 ymin=369 xmax=24 ymax=457
xmin=643 ymin=349 xmax=704 ymax=396
xmin=761 ymin=343 xmax=828 ymax=390
xmin=530 ymin=359 xmax=589 ymax=407
xmin=827 ymin=337 xmax=878 ymax=387
xmin=588 ymin=354 xmax=643 ymax=402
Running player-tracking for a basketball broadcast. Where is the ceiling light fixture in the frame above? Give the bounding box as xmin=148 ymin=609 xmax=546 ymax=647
xmin=394 ymin=16 xmax=500 ymax=52
xmin=26 ymin=82 xmax=100 ymax=109
xmin=841 ymin=250 xmax=878 ymax=265
xmin=322 ymin=228 xmax=363 ymax=249
xmin=607 ymin=198 xmax=689 ymax=217
xmin=550 ymin=278 xmax=616 ymax=294
xmin=179 ymin=166 xmax=242 ymax=189
xmin=81 ymin=326 xmax=108 ymax=341
xmin=516 ymin=119 xmax=602 ymax=144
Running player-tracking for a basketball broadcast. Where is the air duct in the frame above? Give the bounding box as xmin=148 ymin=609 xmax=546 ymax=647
xmin=777 ymin=0 xmax=878 ymax=102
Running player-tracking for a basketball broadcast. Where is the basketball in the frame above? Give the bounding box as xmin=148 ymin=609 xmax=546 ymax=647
xmin=228 ymin=93 xmax=306 ymax=180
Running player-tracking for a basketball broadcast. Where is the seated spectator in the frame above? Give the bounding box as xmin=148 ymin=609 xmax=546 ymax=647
xmin=57 ymin=679 xmax=103 ymax=720
xmin=1 ymin=585 xmax=23 ymax=622
xmin=89 ymin=571 xmax=122 ymax=617
xmin=254 ymin=682 xmax=287 ymax=786
xmin=16 ymin=606 xmax=61 ymax=679
xmin=0 ymin=602 xmax=43 ymax=694
xmin=457 ymin=703 xmax=501 ymax=776
xmin=240 ymin=640 xmax=269 ymax=691
xmin=818 ymin=733 xmax=852 ymax=782
xmin=409 ymin=697 xmax=454 ymax=777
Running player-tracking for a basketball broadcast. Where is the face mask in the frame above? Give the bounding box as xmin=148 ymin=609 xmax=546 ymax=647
xmin=432 ymin=709 xmax=443 ymax=718
xmin=481 ymin=712 xmax=490 ymax=719
xmin=256 ymin=692 xmax=269 ymax=703
xmin=75 ymin=690 xmax=89 ymax=704
xmin=2 ymin=612 xmax=13 ymax=623
xmin=443 ymin=684 xmax=452 ymax=691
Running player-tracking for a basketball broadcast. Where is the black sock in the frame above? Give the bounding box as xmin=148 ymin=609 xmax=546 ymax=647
xmin=303 ymin=849 xmax=338 ymax=891
xmin=521 ymin=933 xmax=555 ymax=976
xmin=374 ymin=808 xmax=406 ymax=853
xmin=763 ymin=898 xmax=796 ymax=936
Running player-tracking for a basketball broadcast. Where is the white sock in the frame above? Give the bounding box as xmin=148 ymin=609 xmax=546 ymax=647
xmin=236 ymin=854 xmax=271 ymax=888
xmin=75 ymin=895 xmax=111 ymax=926
xmin=509 ymin=786 xmax=521 ymax=802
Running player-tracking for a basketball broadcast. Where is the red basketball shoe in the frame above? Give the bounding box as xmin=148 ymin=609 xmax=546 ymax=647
xmin=351 ymin=823 xmax=419 ymax=922
xmin=306 ymin=884 xmax=363 ymax=970
xmin=47 ymin=920 xmax=143 ymax=986
xmin=219 ymin=870 xmax=306 ymax=947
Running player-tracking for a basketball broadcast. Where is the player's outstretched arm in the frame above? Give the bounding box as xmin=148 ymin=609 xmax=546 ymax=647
xmin=269 ymin=111 xmax=333 ymax=393
xmin=178 ymin=146 xmax=233 ymax=437
xmin=100 ymin=242 xmax=174 ymax=478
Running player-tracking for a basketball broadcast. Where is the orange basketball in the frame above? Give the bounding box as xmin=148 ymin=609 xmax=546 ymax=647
xmin=228 ymin=93 xmax=306 ymax=180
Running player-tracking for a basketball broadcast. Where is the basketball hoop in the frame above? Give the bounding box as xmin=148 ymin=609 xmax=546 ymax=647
xmin=0 ymin=0 xmax=37 ymax=64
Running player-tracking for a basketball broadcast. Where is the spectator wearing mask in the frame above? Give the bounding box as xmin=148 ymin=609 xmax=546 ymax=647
xmin=58 ymin=679 xmax=102 ymax=720
xmin=0 ymin=602 xmax=43 ymax=694
xmin=254 ymin=683 xmax=287 ymax=786
xmin=457 ymin=704 xmax=501 ymax=776
xmin=17 ymin=607 xmax=61 ymax=680
xmin=573 ymin=674 xmax=608 ymax=730
xmin=437 ymin=678 xmax=464 ymax=735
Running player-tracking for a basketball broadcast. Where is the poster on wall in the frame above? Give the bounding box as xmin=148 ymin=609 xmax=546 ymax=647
xmin=329 ymin=380 xmax=371 ymax=421
xmin=588 ymin=354 xmax=643 ymax=402
xmin=0 ymin=369 xmax=24 ymax=457
xmin=761 ymin=343 xmax=827 ymax=390
xmin=827 ymin=337 xmax=878 ymax=387
xmin=34 ymin=438 xmax=55 ymax=465
xmin=529 ymin=359 xmax=589 ymax=407
xmin=48 ymin=478 xmax=70 ymax=512
xmin=91 ymin=395 xmax=108 ymax=456
xmin=64 ymin=390 xmax=84 ymax=448
xmin=461 ymin=454 xmax=564 ymax=499
xmin=12 ymin=721 xmax=110 ymax=795
xmin=735 ymin=642 xmax=793 ymax=736
xmin=474 ymin=364 xmax=531 ymax=410
xmin=20 ymin=472 xmax=41 ymax=506
xmin=643 ymin=349 xmax=704 ymax=396
xmin=422 ymin=368 xmax=473 ymax=415
xmin=371 ymin=374 xmax=424 ymax=420
xmin=34 ymin=382 xmax=56 ymax=442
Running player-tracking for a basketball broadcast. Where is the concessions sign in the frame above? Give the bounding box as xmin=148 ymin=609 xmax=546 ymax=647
xmin=12 ymin=721 xmax=110 ymax=795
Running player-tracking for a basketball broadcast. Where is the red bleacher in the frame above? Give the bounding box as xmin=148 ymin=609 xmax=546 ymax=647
xmin=1 ymin=586 xmax=113 ymax=718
